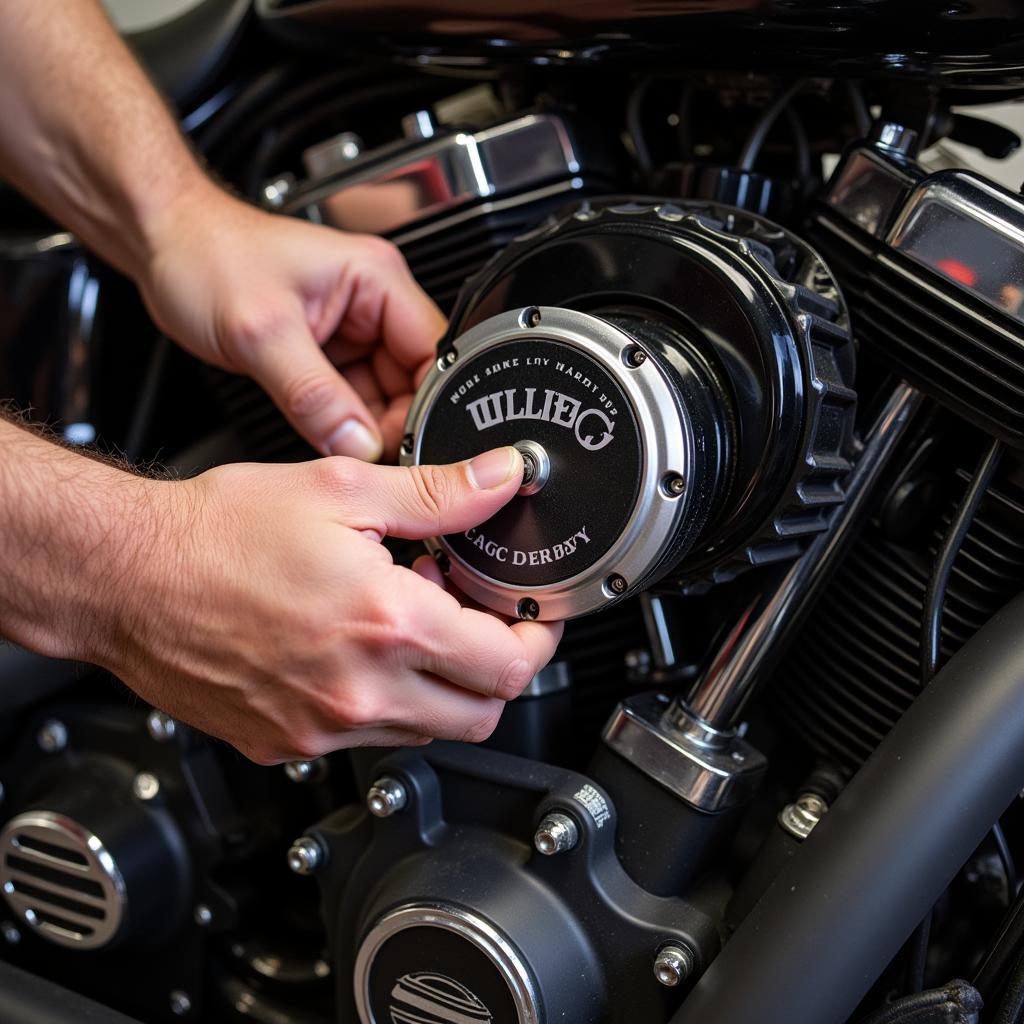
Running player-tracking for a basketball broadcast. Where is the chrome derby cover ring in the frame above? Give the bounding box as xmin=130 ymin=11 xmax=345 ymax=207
xmin=402 ymin=306 xmax=700 ymax=621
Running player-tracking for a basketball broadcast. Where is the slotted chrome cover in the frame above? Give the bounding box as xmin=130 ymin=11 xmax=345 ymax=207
xmin=0 ymin=810 xmax=126 ymax=949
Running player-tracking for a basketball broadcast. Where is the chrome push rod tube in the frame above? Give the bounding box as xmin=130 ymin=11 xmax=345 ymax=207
xmin=685 ymin=381 xmax=924 ymax=730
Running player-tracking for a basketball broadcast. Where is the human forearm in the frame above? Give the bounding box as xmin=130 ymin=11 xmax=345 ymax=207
xmin=0 ymin=415 xmax=172 ymax=664
xmin=0 ymin=0 xmax=217 ymax=278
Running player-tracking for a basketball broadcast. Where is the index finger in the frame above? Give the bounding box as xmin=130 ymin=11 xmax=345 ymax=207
xmin=396 ymin=566 xmax=564 ymax=700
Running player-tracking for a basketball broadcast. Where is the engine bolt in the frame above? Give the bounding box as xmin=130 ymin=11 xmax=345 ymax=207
xmin=778 ymin=792 xmax=829 ymax=840
xmin=284 ymin=759 xmax=325 ymax=784
xmin=146 ymin=709 xmax=176 ymax=742
xmin=662 ymin=473 xmax=686 ymax=497
xmin=287 ymin=837 xmax=323 ymax=876
xmin=400 ymin=433 xmax=414 ymax=456
xmin=367 ymin=776 xmax=408 ymax=818
xmin=193 ymin=904 xmax=213 ymax=927
xmin=534 ymin=813 xmax=579 ymax=856
xmin=2 ymin=921 xmax=21 ymax=945
xmin=606 ymin=573 xmax=628 ymax=596
xmin=624 ymin=346 xmax=647 ymax=368
xmin=519 ymin=306 xmax=542 ymax=328
xmin=654 ymin=944 xmax=695 ymax=987
xmin=37 ymin=719 xmax=67 ymax=753
xmin=132 ymin=772 xmax=160 ymax=802
xmin=169 ymin=990 xmax=192 ymax=1016
xmin=440 ymin=349 xmax=458 ymax=368
xmin=517 ymin=597 xmax=541 ymax=621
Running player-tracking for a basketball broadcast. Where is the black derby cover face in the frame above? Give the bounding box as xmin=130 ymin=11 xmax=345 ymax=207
xmin=418 ymin=338 xmax=642 ymax=589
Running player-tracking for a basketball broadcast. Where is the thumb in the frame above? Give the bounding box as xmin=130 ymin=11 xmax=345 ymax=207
xmin=340 ymin=446 xmax=524 ymax=540
xmin=247 ymin=325 xmax=383 ymax=461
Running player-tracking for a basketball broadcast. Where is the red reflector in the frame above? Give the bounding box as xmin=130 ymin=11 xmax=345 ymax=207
xmin=935 ymin=258 xmax=978 ymax=287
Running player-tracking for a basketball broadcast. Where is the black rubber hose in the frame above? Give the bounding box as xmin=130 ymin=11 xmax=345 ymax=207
xmin=845 ymin=80 xmax=871 ymax=137
xmin=672 ymin=588 xmax=1024 ymax=1024
xmin=857 ymin=980 xmax=982 ymax=1024
xmin=920 ymin=439 xmax=1003 ymax=686
xmin=903 ymin=440 xmax=1004 ymax=993
xmin=737 ymin=79 xmax=805 ymax=171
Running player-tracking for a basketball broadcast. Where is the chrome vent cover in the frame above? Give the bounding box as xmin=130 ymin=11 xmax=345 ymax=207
xmin=0 ymin=810 xmax=126 ymax=949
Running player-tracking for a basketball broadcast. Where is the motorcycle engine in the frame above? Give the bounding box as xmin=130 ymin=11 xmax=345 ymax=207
xmin=402 ymin=200 xmax=856 ymax=617
xmin=8 ymin=66 xmax=1024 ymax=1024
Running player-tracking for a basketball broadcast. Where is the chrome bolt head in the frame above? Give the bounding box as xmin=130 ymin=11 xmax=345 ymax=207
xmin=654 ymin=944 xmax=695 ymax=987
xmin=287 ymin=837 xmax=323 ymax=876
xmin=779 ymin=792 xmax=829 ymax=840
xmin=37 ymin=719 xmax=67 ymax=753
xmin=169 ymin=990 xmax=192 ymax=1016
xmin=2 ymin=921 xmax=20 ymax=945
xmin=132 ymin=772 xmax=160 ymax=801
xmin=193 ymin=904 xmax=212 ymax=927
xmin=284 ymin=759 xmax=324 ymax=784
xmin=534 ymin=813 xmax=579 ymax=856
xmin=367 ymin=776 xmax=408 ymax=818
xmin=146 ymin=709 xmax=176 ymax=742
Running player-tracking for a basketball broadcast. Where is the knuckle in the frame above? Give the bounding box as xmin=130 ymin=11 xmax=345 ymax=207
xmin=494 ymin=657 xmax=533 ymax=701
xmin=366 ymin=235 xmax=404 ymax=268
xmin=312 ymin=455 xmax=360 ymax=499
xmin=406 ymin=464 xmax=454 ymax=530
xmin=228 ymin=306 xmax=288 ymax=351
xmin=282 ymin=372 xmax=338 ymax=421
xmin=461 ymin=705 xmax=504 ymax=744
xmin=330 ymin=685 xmax=382 ymax=730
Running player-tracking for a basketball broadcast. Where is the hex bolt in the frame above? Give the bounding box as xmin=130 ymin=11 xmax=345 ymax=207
xmin=1 ymin=921 xmax=21 ymax=945
xmin=37 ymin=719 xmax=67 ymax=753
xmin=169 ymin=990 xmax=192 ymax=1016
xmin=534 ymin=813 xmax=579 ymax=856
xmin=284 ymin=759 xmax=325 ymax=784
xmin=367 ymin=776 xmax=408 ymax=818
xmin=193 ymin=904 xmax=213 ymax=927
xmin=606 ymin=574 xmax=628 ymax=596
xmin=132 ymin=772 xmax=160 ymax=802
xmin=624 ymin=346 xmax=647 ymax=368
xmin=662 ymin=473 xmax=686 ymax=497
xmin=654 ymin=944 xmax=695 ymax=987
xmin=287 ymin=837 xmax=324 ymax=876
xmin=519 ymin=306 xmax=542 ymax=329
xmin=146 ymin=709 xmax=176 ymax=742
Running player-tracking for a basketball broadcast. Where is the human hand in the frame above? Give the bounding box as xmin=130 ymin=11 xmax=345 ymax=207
xmin=92 ymin=446 xmax=562 ymax=764
xmin=138 ymin=191 xmax=446 ymax=462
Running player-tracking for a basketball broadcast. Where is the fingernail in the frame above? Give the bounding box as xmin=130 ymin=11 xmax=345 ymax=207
xmin=467 ymin=446 xmax=521 ymax=489
xmin=326 ymin=420 xmax=382 ymax=462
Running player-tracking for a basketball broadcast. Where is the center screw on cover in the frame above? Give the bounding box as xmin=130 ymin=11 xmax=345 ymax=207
xmin=514 ymin=440 xmax=551 ymax=497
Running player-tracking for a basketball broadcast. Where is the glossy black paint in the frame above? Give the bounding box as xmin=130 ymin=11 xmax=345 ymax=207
xmin=257 ymin=0 xmax=1024 ymax=94
xmin=444 ymin=199 xmax=855 ymax=584
xmin=674 ymin=589 xmax=1024 ymax=1024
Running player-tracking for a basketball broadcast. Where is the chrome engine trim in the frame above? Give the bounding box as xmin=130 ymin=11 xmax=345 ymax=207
xmin=0 ymin=810 xmax=127 ymax=950
xmin=283 ymin=112 xmax=583 ymax=237
xmin=402 ymin=305 xmax=692 ymax=621
xmin=354 ymin=902 xmax=540 ymax=1024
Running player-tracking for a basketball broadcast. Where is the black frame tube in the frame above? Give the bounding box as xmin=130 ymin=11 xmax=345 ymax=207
xmin=673 ymin=589 xmax=1024 ymax=1024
